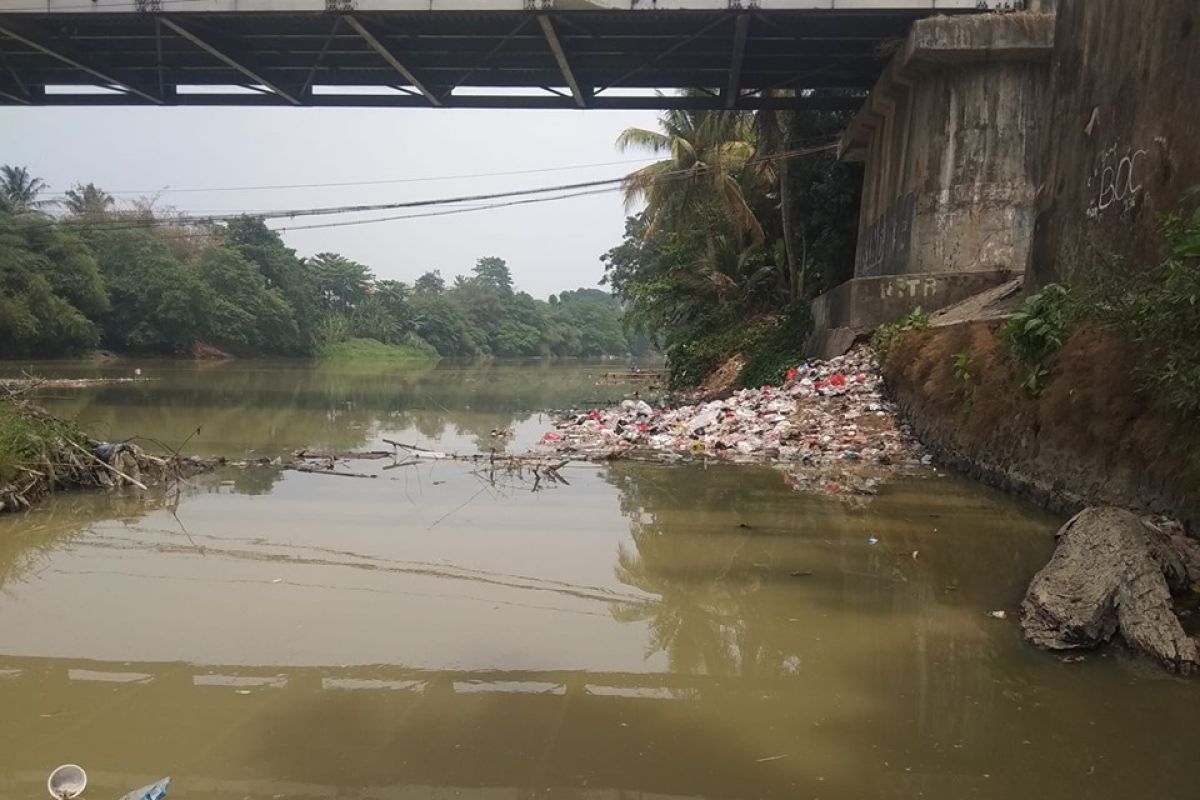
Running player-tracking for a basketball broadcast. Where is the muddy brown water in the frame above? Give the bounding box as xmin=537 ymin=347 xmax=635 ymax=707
xmin=0 ymin=360 xmax=1196 ymax=800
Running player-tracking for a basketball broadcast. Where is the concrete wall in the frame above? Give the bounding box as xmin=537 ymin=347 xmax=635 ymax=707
xmin=842 ymin=13 xmax=1054 ymax=279
xmin=806 ymin=12 xmax=1054 ymax=358
xmin=1028 ymin=0 xmax=1200 ymax=286
xmin=807 ymin=269 xmax=1012 ymax=358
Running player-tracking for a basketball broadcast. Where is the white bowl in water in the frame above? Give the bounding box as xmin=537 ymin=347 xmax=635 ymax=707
xmin=47 ymin=764 xmax=88 ymax=800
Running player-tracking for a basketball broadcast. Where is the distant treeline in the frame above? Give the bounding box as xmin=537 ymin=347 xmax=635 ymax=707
xmin=0 ymin=166 xmax=646 ymax=360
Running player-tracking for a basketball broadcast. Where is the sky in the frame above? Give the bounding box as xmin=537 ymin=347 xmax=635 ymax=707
xmin=0 ymin=106 xmax=661 ymax=298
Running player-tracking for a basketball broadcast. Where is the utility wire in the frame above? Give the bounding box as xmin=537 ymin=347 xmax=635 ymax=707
xmin=274 ymin=186 xmax=620 ymax=233
xmin=15 ymin=141 xmax=838 ymax=235
xmin=39 ymin=141 xmax=835 ymax=231
xmin=40 ymin=132 xmax=839 ymax=198
xmin=40 ymin=156 xmax=663 ymax=198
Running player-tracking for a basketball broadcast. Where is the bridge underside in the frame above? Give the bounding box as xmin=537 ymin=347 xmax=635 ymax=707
xmin=0 ymin=2 xmax=1009 ymax=109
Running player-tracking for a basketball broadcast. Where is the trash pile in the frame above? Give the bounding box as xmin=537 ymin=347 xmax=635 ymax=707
xmin=542 ymin=347 xmax=929 ymax=487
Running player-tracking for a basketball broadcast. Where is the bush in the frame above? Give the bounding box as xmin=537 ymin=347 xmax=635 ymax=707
xmin=664 ymin=306 xmax=755 ymax=388
xmin=738 ymin=302 xmax=814 ymax=388
xmin=1065 ymin=188 xmax=1200 ymax=414
xmin=871 ymin=307 xmax=930 ymax=362
xmin=1000 ymin=283 xmax=1070 ymax=396
xmin=316 ymin=336 xmax=439 ymax=365
xmin=1072 ymin=196 xmax=1200 ymax=413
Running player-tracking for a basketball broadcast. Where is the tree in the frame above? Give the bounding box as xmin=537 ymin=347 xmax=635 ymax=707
xmin=62 ymin=183 xmax=115 ymax=220
xmin=308 ymin=252 xmax=371 ymax=313
xmin=88 ymin=227 xmax=207 ymax=354
xmin=413 ymin=270 xmax=446 ymax=296
xmin=616 ymin=106 xmax=766 ymax=243
xmin=472 ymin=256 xmax=514 ymax=295
xmin=0 ymin=219 xmax=102 ymax=357
xmin=195 ymin=246 xmax=299 ymax=355
xmin=0 ymin=166 xmax=50 ymax=213
xmin=225 ymin=216 xmax=321 ymax=353
xmin=410 ymin=293 xmax=484 ymax=356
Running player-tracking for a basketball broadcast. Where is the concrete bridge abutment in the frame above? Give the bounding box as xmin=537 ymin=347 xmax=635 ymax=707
xmin=807 ymin=11 xmax=1055 ymax=357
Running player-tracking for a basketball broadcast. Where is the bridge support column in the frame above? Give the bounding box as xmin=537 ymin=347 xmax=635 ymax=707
xmin=807 ymin=12 xmax=1055 ymax=358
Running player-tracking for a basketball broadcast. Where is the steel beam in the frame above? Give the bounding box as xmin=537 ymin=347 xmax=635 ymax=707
xmin=724 ymin=12 xmax=749 ymax=110
xmin=300 ymin=16 xmax=341 ymax=98
xmin=159 ymin=17 xmax=301 ymax=106
xmin=596 ymin=13 xmax=729 ymax=93
xmin=343 ymin=15 xmax=441 ymax=107
xmin=31 ymin=90 xmax=862 ymax=111
xmin=0 ymin=1 xmax=1025 ymax=12
xmin=0 ymin=85 xmax=28 ymax=104
xmin=536 ymin=14 xmax=587 ymax=109
xmin=0 ymin=18 xmax=161 ymax=104
xmin=0 ymin=44 xmax=29 ymax=102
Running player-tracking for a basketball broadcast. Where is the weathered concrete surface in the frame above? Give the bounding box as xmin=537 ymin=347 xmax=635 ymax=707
xmin=804 ymin=269 xmax=1013 ymax=358
xmin=1021 ymin=507 xmax=1200 ymax=673
xmin=1029 ymin=0 xmax=1200 ymax=285
xmin=841 ymin=13 xmax=1054 ymax=280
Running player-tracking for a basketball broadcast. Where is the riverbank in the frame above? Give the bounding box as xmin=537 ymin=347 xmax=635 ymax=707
xmin=881 ymin=321 xmax=1200 ymax=529
xmin=316 ymin=337 xmax=441 ymax=365
xmin=0 ymin=398 xmax=213 ymax=512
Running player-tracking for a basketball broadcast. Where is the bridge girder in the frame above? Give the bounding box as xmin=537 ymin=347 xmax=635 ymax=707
xmin=0 ymin=1 xmax=1026 ymax=109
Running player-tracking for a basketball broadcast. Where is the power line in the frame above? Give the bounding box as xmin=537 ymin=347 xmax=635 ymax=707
xmin=274 ymin=186 xmax=620 ymax=233
xmin=24 ymin=186 xmax=621 ymax=240
xmin=25 ymin=141 xmax=838 ymax=233
xmin=40 ymin=130 xmax=840 ymax=199
xmin=41 ymin=156 xmax=662 ymax=198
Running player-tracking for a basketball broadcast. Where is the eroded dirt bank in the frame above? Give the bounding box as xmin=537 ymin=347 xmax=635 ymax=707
xmin=881 ymin=322 xmax=1200 ymax=530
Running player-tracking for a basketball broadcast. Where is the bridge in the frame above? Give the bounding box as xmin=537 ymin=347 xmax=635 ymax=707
xmin=0 ymin=655 xmax=840 ymax=799
xmin=0 ymin=0 xmax=1020 ymax=110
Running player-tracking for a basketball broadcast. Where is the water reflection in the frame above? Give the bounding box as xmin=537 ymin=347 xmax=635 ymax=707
xmin=5 ymin=359 xmax=633 ymax=458
xmin=0 ymin=362 xmax=1198 ymax=800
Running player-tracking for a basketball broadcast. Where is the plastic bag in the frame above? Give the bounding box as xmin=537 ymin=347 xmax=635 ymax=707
xmin=118 ymin=778 xmax=171 ymax=800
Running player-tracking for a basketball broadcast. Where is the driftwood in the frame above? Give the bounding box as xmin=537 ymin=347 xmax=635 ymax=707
xmin=292 ymin=464 xmax=378 ymax=479
xmin=290 ymin=444 xmax=573 ymax=491
xmin=1020 ymin=507 xmax=1200 ymax=674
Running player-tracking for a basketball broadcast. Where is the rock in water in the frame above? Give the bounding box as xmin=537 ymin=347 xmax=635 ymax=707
xmin=1020 ymin=507 xmax=1200 ymax=674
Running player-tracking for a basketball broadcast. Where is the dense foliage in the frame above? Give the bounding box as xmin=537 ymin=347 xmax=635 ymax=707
xmin=1069 ymin=188 xmax=1200 ymax=413
xmin=602 ymin=105 xmax=862 ymax=387
xmin=1000 ymin=283 xmax=1071 ymax=396
xmin=0 ymin=169 xmax=639 ymax=361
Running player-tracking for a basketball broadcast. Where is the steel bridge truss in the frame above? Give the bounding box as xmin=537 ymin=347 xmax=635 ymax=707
xmin=0 ymin=1 xmax=1026 ymax=109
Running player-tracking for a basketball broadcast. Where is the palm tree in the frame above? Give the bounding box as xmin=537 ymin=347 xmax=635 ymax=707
xmin=0 ymin=165 xmax=50 ymax=213
xmin=611 ymin=539 xmax=736 ymax=676
xmin=63 ymin=182 xmax=115 ymax=219
xmin=616 ymin=106 xmax=767 ymax=243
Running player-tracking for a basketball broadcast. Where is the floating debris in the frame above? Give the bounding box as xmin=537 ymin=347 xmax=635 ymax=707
xmin=543 ymin=348 xmax=925 ymax=479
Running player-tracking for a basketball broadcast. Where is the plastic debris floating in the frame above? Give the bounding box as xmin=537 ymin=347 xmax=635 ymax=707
xmin=47 ymin=765 xmax=87 ymax=800
xmin=118 ymin=777 xmax=171 ymax=800
xmin=544 ymin=347 xmax=927 ymax=485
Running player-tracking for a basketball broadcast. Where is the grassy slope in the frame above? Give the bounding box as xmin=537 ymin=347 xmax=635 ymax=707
xmin=316 ymin=337 xmax=440 ymax=365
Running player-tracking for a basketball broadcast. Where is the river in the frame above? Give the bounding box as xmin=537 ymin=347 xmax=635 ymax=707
xmin=0 ymin=359 xmax=1195 ymax=800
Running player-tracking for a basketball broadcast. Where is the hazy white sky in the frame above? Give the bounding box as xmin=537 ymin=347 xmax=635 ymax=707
xmin=0 ymin=106 xmax=661 ymax=298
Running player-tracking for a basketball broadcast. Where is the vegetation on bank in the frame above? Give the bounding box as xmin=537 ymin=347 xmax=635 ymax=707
xmin=601 ymin=104 xmax=862 ymax=388
xmin=0 ymin=166 xmax=641 ymax=361
xmin=0 ymin=398 xmax=113 ymax=511
xmin=996 ymin=188 xmax=1200 ymax=412
xmin=316 ymin=337 xmax=440 ymax=365
xmin=0 ymin=401 xmax=80 ymax=491
xmin=875 ymin=189 xmax=1200 ymax=521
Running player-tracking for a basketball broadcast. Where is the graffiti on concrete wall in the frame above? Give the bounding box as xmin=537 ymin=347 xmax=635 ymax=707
xmin=878 ymin=275 xmax=944 ymax=301
xmin=855 ymin=193 xmax=914 ymax=277
xmin=1087 ymin=142 xmax=1149 ymax=219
